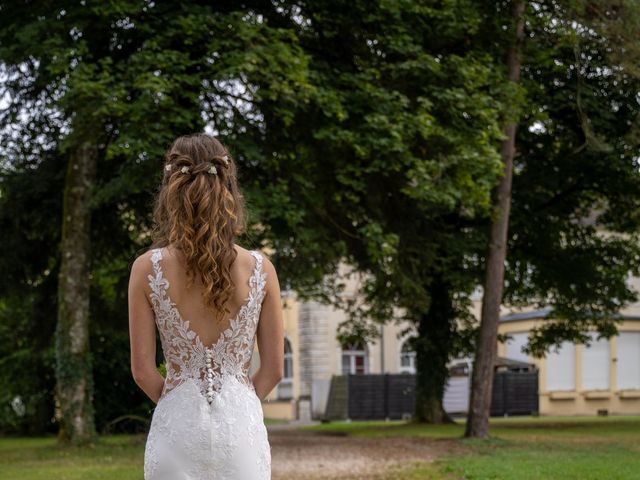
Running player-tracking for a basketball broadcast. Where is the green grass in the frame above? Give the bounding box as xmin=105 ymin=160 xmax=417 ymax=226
xmin=0 ymin=434 xmax=145 ymax=480
xmin=303 ymin=417 xmax=462 ymax=438
xmin=307 ymin=415 xmax=640 ymax=479
xmin=1 ymin=416 xmax=638 ymax=479
xmin=264 ymin=417 xmax=290 ymax=425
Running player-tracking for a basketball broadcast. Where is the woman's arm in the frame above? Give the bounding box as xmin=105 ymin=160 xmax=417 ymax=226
xmin=128 ymin=253 xmax=165 ymax=404
xmin=252 ymin=255 xmax=285 ymax=401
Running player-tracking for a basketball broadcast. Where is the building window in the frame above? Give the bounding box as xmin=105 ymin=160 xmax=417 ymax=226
xmin=505 ymin=331 xmax=529 ymax=363
xmin=399 ymin=338 xmax=416 ymax=374
xmin=546 ymin=341 xmax=576 ymax=391
xmin=277 ymin=338 xmax=294 ymax=399
xmin=581 ymin=331 xmax=610 ymax=391
xmin=284 ymin=338 xmax=293 ymax=379
xmin=341 ymin=340 xmax=368 ymax=374
xmin=617 ymin=332 xmax=640 ymax=390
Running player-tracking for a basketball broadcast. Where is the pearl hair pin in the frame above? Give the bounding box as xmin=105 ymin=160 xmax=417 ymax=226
xmin=164 ymin=155 xmax=228 ymax=175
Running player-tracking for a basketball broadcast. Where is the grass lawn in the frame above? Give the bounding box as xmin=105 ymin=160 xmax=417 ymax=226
xmin=303 ymin=415 xmax=640 ymax=479
xmin=0 ymin=415 xmax=637 ymax=479
xmin=0 ymin=435 xmax=145 ymax=480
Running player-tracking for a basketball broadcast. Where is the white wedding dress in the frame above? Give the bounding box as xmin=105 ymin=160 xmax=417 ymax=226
xmin=143 ymin=247 xmax=271 ymax=479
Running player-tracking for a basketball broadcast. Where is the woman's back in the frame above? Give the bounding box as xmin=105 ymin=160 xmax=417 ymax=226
xmin=157 ymin=244 xmax=260 ymax=346
xmin=148 ymin=244 xmax=266 ymax=401
xmin=128 ymin=133 xmax=283 ymax=480
xmin=143 ymin=244 xmax=271 ymax=479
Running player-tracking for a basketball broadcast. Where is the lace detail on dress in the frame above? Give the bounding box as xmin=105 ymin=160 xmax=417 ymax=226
xmin=144 ymin=247 xmax=271 ymax=479
xmin=147 ymin=247 xmax=267 ymax=403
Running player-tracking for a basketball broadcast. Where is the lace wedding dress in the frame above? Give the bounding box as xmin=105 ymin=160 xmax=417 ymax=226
xmin=143 ymin=247 xmax=271 ymax=479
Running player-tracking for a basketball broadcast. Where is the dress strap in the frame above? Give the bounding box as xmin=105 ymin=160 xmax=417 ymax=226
xmin=248 ymin=250 xmax=267 ymax=304
xmin=249 ymin=249 xmax=262 ymax=269
xmin=148 ymin=246 xmax=164 ymax=275
xmin=148 ymin=247 xmax=167 ymax=289
xmin=150 ymin=246 xmax=265 ymax=302
xmin=150 ymin=247 xmax=160 ymax=265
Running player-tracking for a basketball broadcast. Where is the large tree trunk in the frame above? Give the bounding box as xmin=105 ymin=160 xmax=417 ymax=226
xmin=465 ymin=0 xmax=526 ymax=439
xmin=55 ymin=141 xmax=98 ymax=445
xmin=414 ymin=275 xmax=455 ymax=424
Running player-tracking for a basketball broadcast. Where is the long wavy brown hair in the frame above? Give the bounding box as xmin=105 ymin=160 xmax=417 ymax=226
xmin=149 ymin=133 xmax=246 ymax=324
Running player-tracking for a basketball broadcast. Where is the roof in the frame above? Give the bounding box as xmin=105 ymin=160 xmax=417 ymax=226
xmin=495 ymin=356 xmax=535 ymax=369
xmin=500 ymin=308 xmax=552 ymax=322
xmin=448 ymin=356 xmax=537 ymax=372
xmin=499 ymin=308 xmax=640 ymax=323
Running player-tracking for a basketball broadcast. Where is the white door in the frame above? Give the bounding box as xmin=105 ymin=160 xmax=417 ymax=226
xmin=443 ymin=376 xmax=470 ymax=413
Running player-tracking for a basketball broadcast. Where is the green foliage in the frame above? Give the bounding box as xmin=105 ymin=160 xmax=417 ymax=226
xmin=505 ymin=0 xmax=640 ymax=355
xmin=244 ymin=1 xmax=513 ymax=422
xmin=0 ymin=292 xmax=56 ymax=435
xmin=0 ymin=0 xmax=309 ymax=433
xmin=250 ymin=0 xmax=508 ymax=331
xmin=1 ymin=0 xmax=640 ymax=432
xmin=0 ymin=152 xmax=63 ymax=434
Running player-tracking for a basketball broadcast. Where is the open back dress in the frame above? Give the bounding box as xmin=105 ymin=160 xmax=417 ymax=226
xmin=143 ymin=246 xmax=271 ymax=479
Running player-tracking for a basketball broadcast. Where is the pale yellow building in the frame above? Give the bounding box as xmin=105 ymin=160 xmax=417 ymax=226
xmin=253 ymin=273 xmax=640 ymax=420
xmin=256 ymin=295 xmax=417 ymax=420
xmin=497 ymin=279 xmax=640 ymax=416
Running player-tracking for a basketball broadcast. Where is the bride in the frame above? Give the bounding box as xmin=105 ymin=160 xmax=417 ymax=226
xmin=127 ymin=132 xmax=284 ymax=479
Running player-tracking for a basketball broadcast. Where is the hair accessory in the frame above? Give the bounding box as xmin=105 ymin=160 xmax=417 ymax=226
xmin=208 ymin=164 xmax=217 ymax=175
xmin=222 ymin=155 xmax=229 ymax=166
xmin=164 ymin=164 xmax=172 ymax=171
xmin=180 ymin=166 xmax=190 ymax=174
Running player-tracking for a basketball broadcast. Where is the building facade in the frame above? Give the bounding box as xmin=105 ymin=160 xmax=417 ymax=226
xmin=255 ymin=295 xmax=418 ymax=420
xmin=498 ymin=312 xmax=640 ymax=416
xmin=253 ymin=278 xmax=640 ymax=420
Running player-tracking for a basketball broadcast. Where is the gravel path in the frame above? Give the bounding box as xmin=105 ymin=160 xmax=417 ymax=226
xmin=267 ymin=426 xmax=460 ymax=480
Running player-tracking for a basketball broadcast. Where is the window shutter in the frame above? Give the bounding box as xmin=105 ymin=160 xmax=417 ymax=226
xmin=617 ymin=332 xmax=640 ymax=390
xmin=505 ymin=331 xmax=529 ymax=363
xmin=581 ymin=332 xmax=610 ymax=390
xmin=546 ymin=341 xmax=575 ymax=391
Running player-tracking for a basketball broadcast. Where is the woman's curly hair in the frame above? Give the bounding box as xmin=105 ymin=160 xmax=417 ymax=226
xmin=149 ymin=132 xmax=246 ymax=325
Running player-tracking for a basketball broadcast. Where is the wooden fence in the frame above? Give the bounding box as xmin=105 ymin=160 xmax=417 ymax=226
xmin=490 ymin=370 xmax=539 ymax=416
xmin=323 ymin=370 xmax=538 ymax=420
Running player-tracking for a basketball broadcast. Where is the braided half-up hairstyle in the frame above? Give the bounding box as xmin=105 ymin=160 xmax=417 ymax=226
xmin=149 ymin=132 xmax=246 ymax=325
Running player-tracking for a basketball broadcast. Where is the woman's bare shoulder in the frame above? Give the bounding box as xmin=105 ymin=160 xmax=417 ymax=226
xmin=233 ymin=244 xmax=257 ymax=269
xmin=234 ymin=245 xmax=275 ymax=273
xmin=130 ymin=248 xmax=155 ymax=271
xmin=128 ymin=249 xmax=156 ymax=294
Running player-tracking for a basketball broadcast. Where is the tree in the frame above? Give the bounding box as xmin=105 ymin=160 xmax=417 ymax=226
xmin=0 ymin=0 xmax=308 ymax=443
xmin=466 ymin=0 xmax=640 ymax=438
xmin=55 ymin=139 xmax=99 ymax=442
xmin=254 ymin=0 xmax=640 ymax=426
xmin=249 ymin=0 xmax=509 ymax=423
xmin=3 ymin=0 xmax=640 ymax=437
xmin=0 ymin=150 xmax=63 ymax=435
xmin=466 ymin=0 xmax=526 ymax=439
xmin=509 ymin=0 xmax=640 ymax=354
